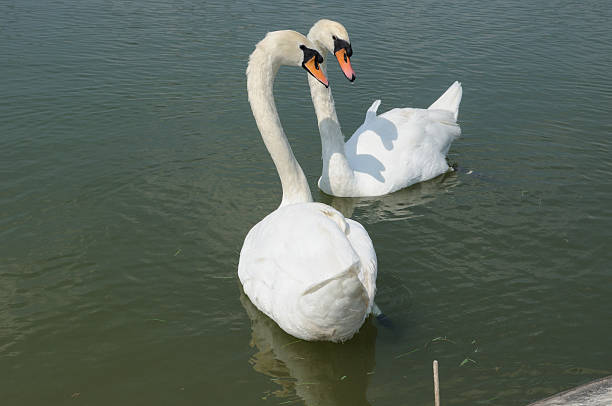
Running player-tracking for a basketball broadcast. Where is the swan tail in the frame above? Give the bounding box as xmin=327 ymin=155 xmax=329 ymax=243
xmin=297 ymin=263 xmax=369 ymax=342
xmin=364 ymin=99 xmax=382 ymax=124
xmin=428 ymin=81 xmax=462 ymax=120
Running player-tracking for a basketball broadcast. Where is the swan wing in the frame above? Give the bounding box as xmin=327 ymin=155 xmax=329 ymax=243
xmin=350 ymin=81 xmax=462 ymax=151
xmin=239 ymin=203 xmax=373 ymax=342
xmin=345 ymin=218 xmax=377 ymax=313
xmin=342 ymin=106 xmax=460 ymax=195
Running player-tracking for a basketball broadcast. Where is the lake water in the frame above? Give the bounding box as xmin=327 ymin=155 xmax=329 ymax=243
xmin=2 ymin=1 xmax=611 ymax=405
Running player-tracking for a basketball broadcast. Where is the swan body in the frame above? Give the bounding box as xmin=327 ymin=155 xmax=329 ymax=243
xmin=307 ymin=19 xmax=463 ymax=197
xmin=239 ymin=30 xmax=377 ymax=342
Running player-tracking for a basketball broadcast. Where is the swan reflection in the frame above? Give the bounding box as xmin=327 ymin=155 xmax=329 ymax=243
xmin=241 ymin=292 xmax=377 ymax=406
xmin=319 ymin=170 xmax=459 ymax=223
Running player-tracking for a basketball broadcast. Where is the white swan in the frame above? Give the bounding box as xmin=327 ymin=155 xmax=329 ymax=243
xmin=306 ymin=19 xmax=463 ymax=197
xmin=238 ymin=30 xmax=377 ymax=343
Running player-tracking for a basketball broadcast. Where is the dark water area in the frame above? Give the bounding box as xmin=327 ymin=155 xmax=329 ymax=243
xmin=1 ymin=1 xmax=611 ymax=405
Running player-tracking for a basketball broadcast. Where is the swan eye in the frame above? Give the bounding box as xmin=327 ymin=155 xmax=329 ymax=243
xmin=301 ymin=46 xmax=324 ymax=69
xmin=333 ymin=43 xmax=355 ymax=82
xmin=333 ymin=37 xmax=352 ymax=58
xmin=332 ymin=35 xmax=337 ymax=41
xmin=301 ymin=48 xmax=329 ymax=87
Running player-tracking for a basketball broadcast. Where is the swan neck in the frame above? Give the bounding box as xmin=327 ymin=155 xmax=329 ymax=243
xmin=307 ymin=64 xmax=354 ymax=186
xmin=247 ymin=48 xmax=312 ymax=207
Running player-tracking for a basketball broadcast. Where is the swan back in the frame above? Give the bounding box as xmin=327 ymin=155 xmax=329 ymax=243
xmin=239 ymin=203 xmax=376 ymax=342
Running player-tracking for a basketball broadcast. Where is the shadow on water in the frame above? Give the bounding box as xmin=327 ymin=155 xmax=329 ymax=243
xmin=318 ymin=169 xmax=460 ymax=224
xmin=240 ymin=291 xmax=377 ymax=406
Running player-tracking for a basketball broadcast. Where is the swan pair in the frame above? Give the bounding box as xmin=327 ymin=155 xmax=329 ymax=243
xmin=239 ymin=21 xmax=462 ymax=342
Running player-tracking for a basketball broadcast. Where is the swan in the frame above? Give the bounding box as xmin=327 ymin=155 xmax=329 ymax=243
xmin=306 ymin=19 xmax=463 ymax=197
xmin=238 ymin=30 xmax=377 ymax=343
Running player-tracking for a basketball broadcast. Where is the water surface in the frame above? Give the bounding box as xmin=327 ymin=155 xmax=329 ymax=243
xmin=2 ymin=1 xmax=611 ymax=405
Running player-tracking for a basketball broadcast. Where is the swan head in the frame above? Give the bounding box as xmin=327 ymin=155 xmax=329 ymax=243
xmin=252 ymin=30 xmax=329 ymax=88
xmin=307 ymin=19 xmax=355 ymax=82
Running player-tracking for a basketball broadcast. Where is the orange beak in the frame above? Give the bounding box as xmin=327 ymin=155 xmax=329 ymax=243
xmin=335 ymin=48 xmax=355 ymax=82
xmin=303 ymin=56 xmax=329 ymax=87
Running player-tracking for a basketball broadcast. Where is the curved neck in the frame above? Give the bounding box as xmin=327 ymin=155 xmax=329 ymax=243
xmin=307 ymin=58 xmax=354 ymax=187
xmin=247 ymin=48 xmax=312 ymax=207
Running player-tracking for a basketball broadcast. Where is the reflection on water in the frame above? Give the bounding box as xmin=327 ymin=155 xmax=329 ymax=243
xmin=240 ymin=291 xmax=377 ymax=406
xmin=320 ymin=170 xmax=459 ymax=223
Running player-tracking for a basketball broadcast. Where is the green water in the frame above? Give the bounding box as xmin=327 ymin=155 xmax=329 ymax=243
xmin=2 ymin=1 xmax=611 ymax=405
